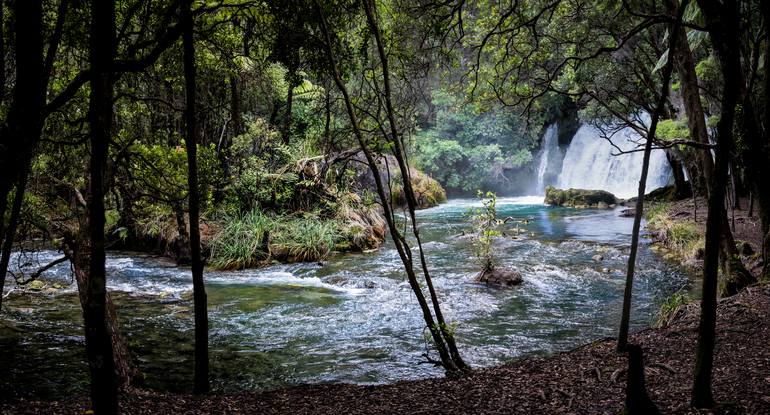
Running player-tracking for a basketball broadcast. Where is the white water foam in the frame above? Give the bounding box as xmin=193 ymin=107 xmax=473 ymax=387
xmin=557 ymin=123 xmax=672 ymax=199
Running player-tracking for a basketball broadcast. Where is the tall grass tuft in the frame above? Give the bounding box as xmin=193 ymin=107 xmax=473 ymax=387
xmin=209 ymin=211 xmax=274 ymax=270
xmin=270 ymin=215 xmax=340 ymax=262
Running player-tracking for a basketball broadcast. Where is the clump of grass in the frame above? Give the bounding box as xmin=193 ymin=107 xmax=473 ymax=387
xmin=270 ymin=215 xmax=340 ymax=262
xmin=209 ymin=211 xmax=274 ymax=270
xmin=654 ymin=291 xmax=692 ymax=327
xmin=646 ymin=203 xmax=704 ymax=262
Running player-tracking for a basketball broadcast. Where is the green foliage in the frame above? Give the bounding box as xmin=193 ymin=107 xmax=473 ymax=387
xmin=469 ymin=191 xmax=501 ymax=271
xmin=656 ymin=119 xmax=690 ymax=141
xmin=209 ymin=210 xmax=275 ymax=270
xmin=413 ymin=91 xmax=535 ymax=193
xmin=655 ymin=291 xmax=691 ymax=328
xmin=270 ymin=214 xmax=340 ymax=262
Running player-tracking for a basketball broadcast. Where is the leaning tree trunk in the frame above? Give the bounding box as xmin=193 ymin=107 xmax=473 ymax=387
xmin=314 ymin=0 xmax=464 ymax=374
xmin=84 ymin=0 xmax=119 ymax=412
xmin=617 ymin=0 xmax=685 ymax=352
xmin=361 ymin=0 xmax=467 ymax=371
xmin=182 ymin=0 xmax=210 ymax=394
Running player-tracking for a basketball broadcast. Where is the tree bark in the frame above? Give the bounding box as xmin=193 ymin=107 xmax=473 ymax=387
xmin=0 ymin=0 xmax=5 ymax=105
xmin=617 ymin=0 xmax=684 ymax=352
xmin=361 ymin=0 xmax=467 ymax=372
xmin=665 ymin=149 xmax=688 ymax=198
xmin=182 ymin=0 xmax=210 ymax=394
xmin=314 ymin=0 xmax=463 ymax=374
xmin=625 ymin=344 xmax=660 ymax=415
xmin=65 ymin=232 xmax=137 ymax=389
xmin=84 ymin=0 xmax=119 ymax=412
xmin=0 ymin=0 xmax=46 ymax=308
xmin=692 ymin=0 xmax=741 ymax=407
xmin=668 ymin=0 xmax=753 ymax=293
xmin=282 ymin=77 xmax=294 ymax=144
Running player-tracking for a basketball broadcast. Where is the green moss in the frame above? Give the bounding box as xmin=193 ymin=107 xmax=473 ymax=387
xmin=544 ymin=186 xmax=617 ymax=208
xmin=390 ymin=169 xmax=447 ymax=209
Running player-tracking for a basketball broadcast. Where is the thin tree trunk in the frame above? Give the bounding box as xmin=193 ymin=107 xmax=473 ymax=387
xmin=0 ymin=173 xmax=27 ymax=310
xmin=84 ymin=0 xmax=119 ymax=412
xmin=0 ymin=0 xmax=5 ymax=104
xmin=182 ymin=0 xmax=209 ymax=394
xmin=617 ymin=0 xmax=685 ymax=352
xmin=692 ymin=0 xmax=741 ymax=407
xmin=314 ymin=0 xmax=460 ymax=373
xmin=282 ymin=78 xmax=294 ymax=144
xmin=361 ymin=0 xmax=467 ymax=371
xmin=669 ymin=0 xmax=752 ymax=291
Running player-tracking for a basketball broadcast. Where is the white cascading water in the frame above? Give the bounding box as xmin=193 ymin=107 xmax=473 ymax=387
xmin=556 ymin=123 xmax=672 ymax=199
xmin=535 ymin=124 xmax=559 ymax=194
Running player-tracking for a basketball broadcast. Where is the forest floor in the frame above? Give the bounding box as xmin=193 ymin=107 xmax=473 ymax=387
xmin=3 ymin=282 xmax=769 ymax=414
xmin=3 ymin=195 xmax=769 ymax=414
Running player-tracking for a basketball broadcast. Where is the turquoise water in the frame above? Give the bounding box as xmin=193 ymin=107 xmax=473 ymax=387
xmin=0 ymin=198 xmax=691 ymax=399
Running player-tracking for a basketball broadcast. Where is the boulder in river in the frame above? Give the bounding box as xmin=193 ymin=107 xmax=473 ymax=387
xmin=544 ymin=186 xmax=617 ymax=208
xmin=475 ymin=266 xmax=523 ymax=287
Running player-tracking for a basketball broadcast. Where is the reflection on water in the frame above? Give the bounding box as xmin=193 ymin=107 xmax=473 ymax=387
xmin=0 ymin=197 xmax=692 ymax=399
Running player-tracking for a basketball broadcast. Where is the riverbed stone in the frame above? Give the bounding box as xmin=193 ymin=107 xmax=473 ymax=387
xmin=544 ymin=186 xmax=617 ymax=208
xmin=592 ymin=254 xmax=603 ymax=262
xmin=476 ymin=267 xmax=523 ymax=287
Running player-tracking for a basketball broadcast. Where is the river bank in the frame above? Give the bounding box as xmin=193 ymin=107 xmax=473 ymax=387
xmin=3 ymin=281 xmax=768 ymax=414
xmin=645 ymin=196 xmax=765 ymax=279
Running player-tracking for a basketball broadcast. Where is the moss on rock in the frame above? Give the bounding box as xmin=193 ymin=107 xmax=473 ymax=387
xmin=544 ymin=186 xmax=617 ymax=208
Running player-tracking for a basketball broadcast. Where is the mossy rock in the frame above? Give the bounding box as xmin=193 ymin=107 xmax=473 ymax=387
xmin=475 ymin=267 xmax=523 ymax=287
xmin=544 ymin=186 xmax=617 ymax=208
xmin=27 ymin=280 xmax=46 ymax=291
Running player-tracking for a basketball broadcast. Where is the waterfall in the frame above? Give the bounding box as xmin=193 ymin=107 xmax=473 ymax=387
xmin=535 ymin=124 xmax=559 ymax=194
xmin=556 ymin=124 xmax=672 ymax=199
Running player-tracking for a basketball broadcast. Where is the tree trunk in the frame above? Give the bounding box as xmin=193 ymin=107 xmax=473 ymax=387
xmin=361 ymin=0 xmax=468 ymax=372
xmin=314 ymin=0 xmax=463 ymax=374
xmin=670 ymin=15 xmax=713 ymax=195
xmin=66 ymin=233 xmax=136 ymax=388
xmin=173 ymin=202 xmax=191 ymax=264
xmin=182 ymin=0 xmax=210 ymax=394
xmin=669 ymin=0 xmax=753 ymax=292
xmin=665 ymin=149 xmax=688 ymax=198
xmin=0 ymin=0 xmax=5 ymax=105
xmin=282 ymin=77 xmax=294 ymax=144
xmin=0 ymin=173 xmax=27 ymax=310
xmin=762 ymin=0 xmax=770 ymax=279
xmin=84 ymin=0 xmax=119 ymax=412
xmin=0 ymin=0 xmax=46 ymax=308
xmin=617 ymin=1 xmax=684 ymax=352
xmin=625 ymin=344 xmax=660 ymax=415
xmin=692 ymin=0 xmax=741 ymax=407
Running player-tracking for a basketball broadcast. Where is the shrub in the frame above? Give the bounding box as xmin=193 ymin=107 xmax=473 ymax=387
xmin=469 ymin=191 xmax=500 ymax=271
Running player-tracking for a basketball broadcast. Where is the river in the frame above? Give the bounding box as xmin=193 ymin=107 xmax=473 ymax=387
xmin=0 ymin=197 xmax=691 ymax=399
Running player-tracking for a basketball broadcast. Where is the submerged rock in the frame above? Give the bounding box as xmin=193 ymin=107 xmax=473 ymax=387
xmin=592 ymin=254 xmax=604 ymax=262
xmin=544 ymin=186 xmax=617 ymax=208
xmin=475 ymin=267 xmax=523 ymax=287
